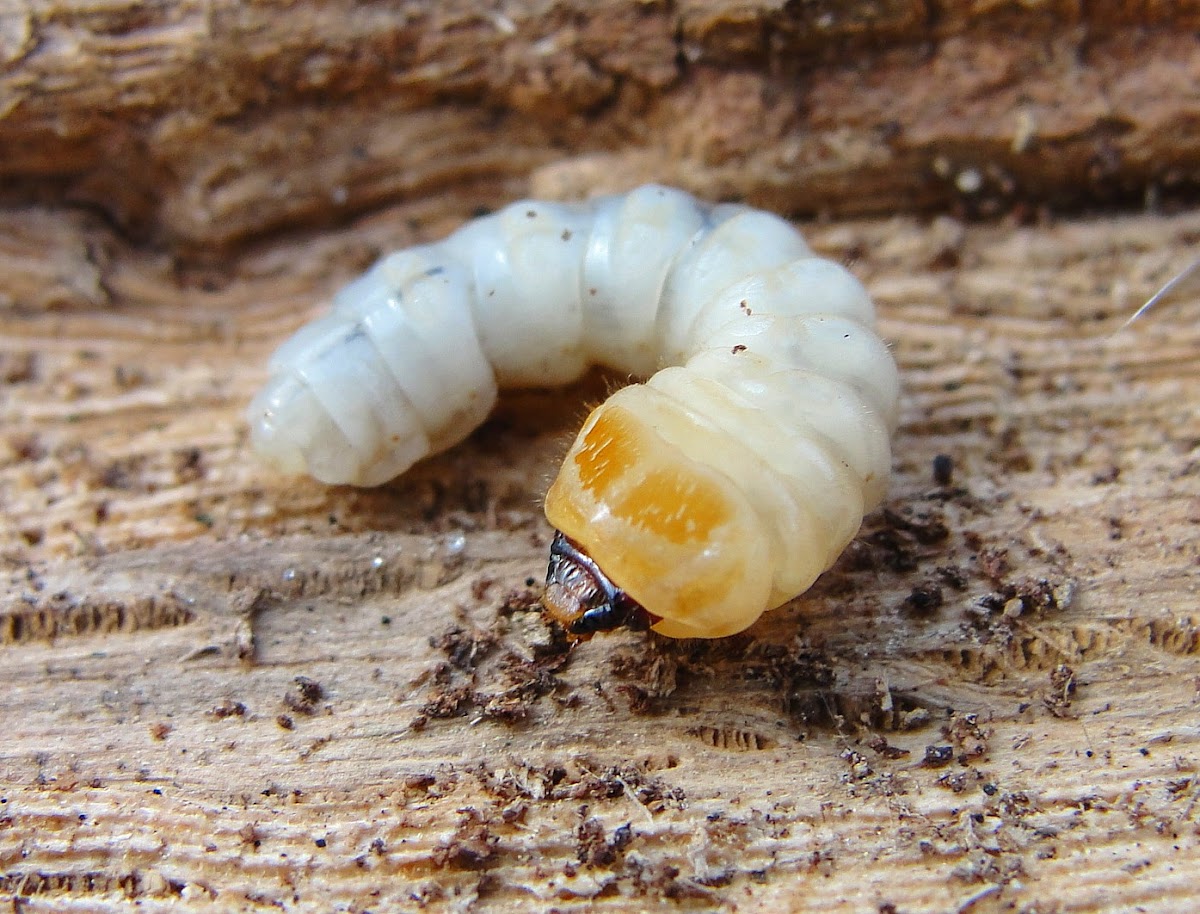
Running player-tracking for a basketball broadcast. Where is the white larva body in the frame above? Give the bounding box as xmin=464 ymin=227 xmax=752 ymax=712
xmin=249 ymin=185 xmax=900 ymax=638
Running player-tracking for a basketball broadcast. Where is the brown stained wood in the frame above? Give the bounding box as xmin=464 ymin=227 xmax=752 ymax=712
xmin=2 ymin=2 xmax=1200 ymax=249
xmin=2 ymin=199 xmax=1199 ymax=912
xmin=2 ymin=1 xmax=1200 ymax=911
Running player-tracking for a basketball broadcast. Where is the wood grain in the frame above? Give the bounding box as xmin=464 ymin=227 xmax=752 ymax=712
xmin=2 ymin=198 xmax=1198 ymax=912
xmin=2 ymin=2 xmax=1199 ymax=248
xmin=2 ymin=1 xmax=1200 ymax=911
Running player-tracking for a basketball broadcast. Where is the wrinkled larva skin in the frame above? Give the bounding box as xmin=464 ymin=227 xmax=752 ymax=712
xmin=249 ymin=185 xmax=900 ymax=639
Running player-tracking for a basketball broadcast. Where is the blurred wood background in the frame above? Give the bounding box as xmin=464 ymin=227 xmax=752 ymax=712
xmin=2 ymin=2 xmax=1199 ymax=911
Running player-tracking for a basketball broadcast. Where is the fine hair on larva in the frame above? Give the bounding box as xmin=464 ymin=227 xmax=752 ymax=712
xmin=248 ymin=184 xmax=901 ymax=639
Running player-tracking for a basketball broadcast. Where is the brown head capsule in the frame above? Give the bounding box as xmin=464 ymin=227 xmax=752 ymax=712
xmin=251 ymin=185 xmax=899 ymax=638
xmin=542 ymin=532 xmax=653 ymax=640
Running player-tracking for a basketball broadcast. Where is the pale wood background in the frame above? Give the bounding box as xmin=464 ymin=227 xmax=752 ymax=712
xmin=2 ymin=2 xmax=1199 ymax=912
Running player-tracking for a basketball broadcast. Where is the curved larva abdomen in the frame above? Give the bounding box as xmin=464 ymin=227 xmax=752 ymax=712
xmin=248 ymin=185 xmax=900 ymax=638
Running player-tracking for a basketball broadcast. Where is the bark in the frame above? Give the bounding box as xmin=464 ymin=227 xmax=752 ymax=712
xmin=0 ymin=1 xmax=1198 ymax=249
xmin=2 ymin=2 xmax=1200 ymax=912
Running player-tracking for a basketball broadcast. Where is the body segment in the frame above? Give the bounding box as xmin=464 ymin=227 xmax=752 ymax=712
xmin=249 ymin=185 xmax=900 ymax=638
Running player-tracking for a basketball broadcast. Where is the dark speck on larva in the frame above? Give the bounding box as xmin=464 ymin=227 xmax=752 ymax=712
xmin=248 ymin=184 xmax=899 ymax=639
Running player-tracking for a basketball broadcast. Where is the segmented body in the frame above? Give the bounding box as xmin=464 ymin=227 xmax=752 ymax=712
xmin=249 ymin=185 xmax=900 ymax=638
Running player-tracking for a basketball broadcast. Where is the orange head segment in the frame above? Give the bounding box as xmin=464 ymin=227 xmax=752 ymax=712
xmin=543 ymin=391 xmax=773 ymax=639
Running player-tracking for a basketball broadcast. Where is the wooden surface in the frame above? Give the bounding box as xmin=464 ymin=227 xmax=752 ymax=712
xmin=3 ymin=1 xmax=1200 ymax=912
xmin=3 ymin=202 xmax=1199 ymax=912
xmin=2 ymin=1 xmax=1199 ymax=249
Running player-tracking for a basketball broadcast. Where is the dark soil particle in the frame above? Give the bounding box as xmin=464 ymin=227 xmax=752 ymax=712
xmin=432 ymin=808 xmax=499 ymax=871
xmin=901 ymin=581 xmax=945 ymax=615
xmin=922 ymin=745 xmax=955 ymax=767
xmin=283 ymin=676 xmax=324 ymax=715
xmin=575 ymin=814 xmax=634 ymax=867
xmin=414 ymin=599 xmax=571 ymax=725
xmin=932 ymin=453 xmax=954 ymax=486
